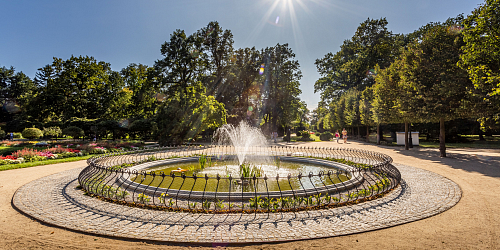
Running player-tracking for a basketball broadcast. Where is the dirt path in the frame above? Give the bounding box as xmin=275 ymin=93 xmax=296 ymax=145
xmin=1 ymin=141 xmax=499 ymax=249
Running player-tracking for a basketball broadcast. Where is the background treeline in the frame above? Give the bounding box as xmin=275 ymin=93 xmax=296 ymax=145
xmin=0 ymin=21 xmax=306 ymax=144
xmin=312 ymin=0 xmax=500 ymax=156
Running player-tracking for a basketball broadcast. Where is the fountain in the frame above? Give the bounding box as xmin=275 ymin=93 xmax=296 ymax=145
xmin=213 ymin=120 xmax=269 ymax=165
xmin=78 ymin=122 xmax=400 ymax=213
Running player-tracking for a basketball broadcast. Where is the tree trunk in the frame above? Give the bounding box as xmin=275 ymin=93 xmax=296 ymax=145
xmin=357 ymin=126 xmax=360 ymax=139
xmin=439 ymin=117 xmax=446 ymax=157
xmin=376 ymin=124 xmax=381 ymax=145
xmin=404 ymin=122 xmax=409 ymax=150
xmin=366 ymin=125 xmax=370 ymax=143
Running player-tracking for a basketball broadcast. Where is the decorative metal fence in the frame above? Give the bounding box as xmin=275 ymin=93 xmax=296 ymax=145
xmin=78 ymin=145 xmax=400 ymax=213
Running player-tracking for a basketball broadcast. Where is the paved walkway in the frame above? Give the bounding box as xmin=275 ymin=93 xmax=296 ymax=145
xmin=12 ymin=162 xmax=460 ymax=243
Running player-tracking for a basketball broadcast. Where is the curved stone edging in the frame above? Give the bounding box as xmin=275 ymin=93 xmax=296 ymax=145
xmin=119 ymin=156 xmax=364 ymax=201
xmin=12 ymin=164 xmax=461 ymax=243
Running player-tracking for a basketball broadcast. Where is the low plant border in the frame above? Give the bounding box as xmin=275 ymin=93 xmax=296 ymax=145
xmin=0 ymin=155 xmax=94 ymax=171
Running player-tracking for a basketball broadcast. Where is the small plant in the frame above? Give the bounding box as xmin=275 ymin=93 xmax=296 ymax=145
xmin=274 ymin=157 xmax=281 ymax=169
xmin=189 ymin=202 xmax=198 ymax=209
xmin=305 ymin=196 xmax=314 ymax=206
xmin=295 ymin=197 xmax=304 ymax=206
xmin=202 ymin=200 xmax=212 ymax=210
xmin=259 ymin=197 xmax=272 ymax=209
xmin=249 ymin=196 xmax=262 ymax=208
xmin=215 ymin=199 xmax=225 ymax=209
xmin=239 ymin=163 xmax=251 ymax=177
xmin=147 ymin=155 xmax=157 ymax=162
xmin=167 ymin=198 xmax=174 ymax=207
xmin=357 ymin=189 xmax=371 ymax=197
xmin=324 ymin=194 xmax=332 ymax=204
xmin=158 ymin=192 xmax=168 ymax=204
xmin=314 ymin=193 xmax=323 ymax=206
xmin=115 ymin=188 xmax=129 ymax=200
xmin=198 ymin=154 xmax=207 ymax=169
xmin=137 ymin=193 xmax=151 ymax=204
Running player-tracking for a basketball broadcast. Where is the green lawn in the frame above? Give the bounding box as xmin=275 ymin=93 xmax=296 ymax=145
xmin=0 ymin=155 xmax=94 ymax=171
xmin=289 ymin=133 xmax=321 ymax=142
xmin=0 ymin=146 xmax=25 ymax=156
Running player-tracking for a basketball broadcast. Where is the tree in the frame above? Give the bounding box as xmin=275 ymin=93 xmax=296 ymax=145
xmin=119 ymin=63 xmax=158 ymax=119
xmin=260 ymin=44 xmax=302 ymax=136
xmin=43 ymin=126 xmax=62 ymax=140
xmin=460 ymin=0 xmax=500 ymax=98
xmin=360 ymin=86 xmax=376 ymax=142
xmin=223 ymin=47 xmax=261 ymax=124
xmin=129 ymin=119 xmax=156 ymax=140
xmin=197 ymin=21 xmax=235 ymax=100
xmin=459 ymin=0 xmax=500 ymax=132
xmin=154 ymin=28 xmax=226 ymax=144
xmin=63 ymin=126 xmax=84 ymax=141
xmin=393 ymin=21 xmax=475 ymax=156
xmin=0 ymin=66 xmax=38 ymax=122
xmin=156 ymin=81 xmax=226 ymax=144
xmin=33 ymin=56 xmax=124 ymax=121
xmin=314 ymin=18 xmax=401 ymax=101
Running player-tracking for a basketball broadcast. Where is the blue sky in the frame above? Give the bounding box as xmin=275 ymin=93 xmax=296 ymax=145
xmin=1 ymin=0 xmax=484 ymax=110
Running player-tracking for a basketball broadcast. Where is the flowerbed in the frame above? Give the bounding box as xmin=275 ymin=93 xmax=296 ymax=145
xmin=0 ymin=140 xmax=145 ymax=165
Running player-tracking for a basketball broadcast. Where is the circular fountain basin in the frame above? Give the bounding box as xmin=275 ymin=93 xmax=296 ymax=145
xmin=118 ymin=156 xmax=363 ymax=201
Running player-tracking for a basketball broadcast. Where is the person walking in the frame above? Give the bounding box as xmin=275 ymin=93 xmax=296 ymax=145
xmin=335 ymin=130 xmax=340 ymax=143
xmin=342 ymin=128 xmax=348 ymax=143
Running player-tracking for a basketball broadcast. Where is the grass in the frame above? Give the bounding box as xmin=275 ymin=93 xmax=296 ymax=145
xmin=0 ymin=146 xmax=25 ymax=156
xmin=289 ymin=133 xmax=320 ymax=142
xmin=0 ymin=155 xmax=94 ymax=171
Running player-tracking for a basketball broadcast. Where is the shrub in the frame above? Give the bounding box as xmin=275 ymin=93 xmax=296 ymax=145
xmin=63 ymin=126 xmax=84 ymax=140
xmin=300 ymin=130 xmax=311 ymax=139
xmin=295 ymin=131 xmax=302 ymax=137
xmin=0 ymin=129 xmax=5 ymax=138
xmin=320 ymin=131 xmax=334 ymax=141
xmin=22 ymin=128 xmax=43 ymax=139
xmin=13 ymin=132 xmax=23 ymax=139
xmin=43 ymin=126 xmax=62 ymax=139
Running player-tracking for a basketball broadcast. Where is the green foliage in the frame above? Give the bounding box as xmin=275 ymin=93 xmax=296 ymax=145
xmin=198 ymin=154 xmax=212 ymax=170
xmin=314 ymin=18 xmax=402 ymax=101
xmin=43 ymin=126 xmax=62 ymax=138
xmin=239 ymin=163 xmax=263 ymax=178
xmin=33 ymin=56 xmax=124 ymax=121
xmin=21 ymin=127 xmax=43 ymax=139
xmin=300 ymin=130 xmax=310 ymax=139
xmin=319 ymin=131 xmax=333 ymax=141
xmin=0 ymin=129 xmax=5 ymax=138
xmin=156 ymin=81 xmax=226 ymax=145
xmin=62 ymin=126 xmax=84 ymax=140
xmin=460 ymin=0 xmax=500 ymax=100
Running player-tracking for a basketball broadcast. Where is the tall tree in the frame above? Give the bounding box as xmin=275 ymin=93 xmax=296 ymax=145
xmin=396 ymin=21 xmax=475 ymax=156
xmin=197 ymin=21 xmax=234 ymax=101
xmin=459 ymin=0 xmax=500 ymax=131
xmin=119 ymin=63 xmax=158 ymax=119
xmin=154 ymin=28 xmax=226 ymax=144
xmin=33 ymin=56 xmax=123 ymax=121
xmin=260 ymin=44 xmax=302 ymax=135
xmin=314 ymin=18 xmax=401 ymax=101
xmin=0 ymin=66 xmax=38 ymax=122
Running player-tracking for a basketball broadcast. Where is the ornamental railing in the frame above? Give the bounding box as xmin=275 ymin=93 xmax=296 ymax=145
xmin=78 ymin=145 xmax=400 ymax=213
